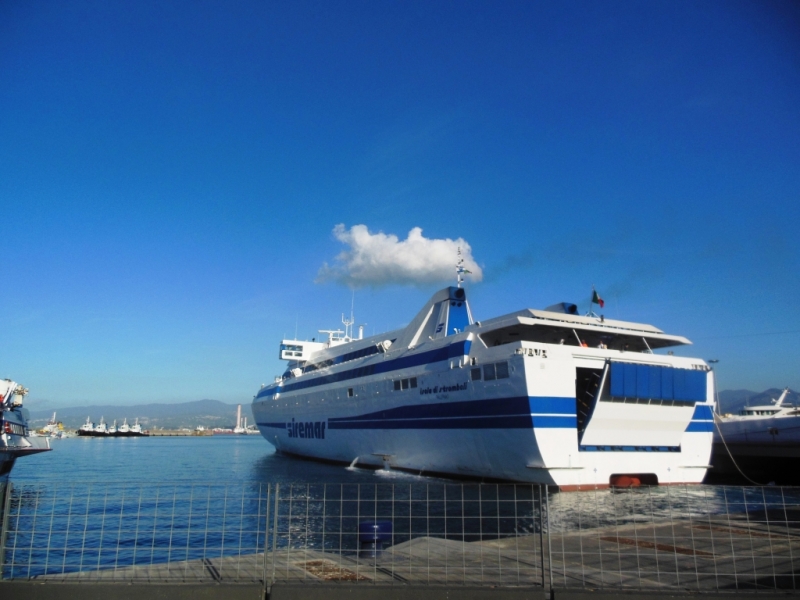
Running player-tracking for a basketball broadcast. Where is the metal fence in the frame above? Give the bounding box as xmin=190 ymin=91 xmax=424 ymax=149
xmin=2 ymin=481 xmax=800 ymax=592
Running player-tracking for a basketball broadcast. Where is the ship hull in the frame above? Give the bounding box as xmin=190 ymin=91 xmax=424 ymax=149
xmin=253 ymin=337 xmax=715 ymax=489
xmin=711 ymin=415 xmax=800 ymax=484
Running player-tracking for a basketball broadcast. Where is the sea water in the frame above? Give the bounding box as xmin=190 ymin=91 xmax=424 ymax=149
xmin=9 ymin=435 xmax=425 ymax=485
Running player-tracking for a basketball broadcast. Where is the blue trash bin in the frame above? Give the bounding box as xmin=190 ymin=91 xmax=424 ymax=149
xmin=358 ymin=520 xmax=392 ymax=557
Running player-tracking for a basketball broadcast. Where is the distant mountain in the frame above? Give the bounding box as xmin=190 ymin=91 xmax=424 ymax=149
xmin=718 ymin=388 xmax=798 ymax=415
xmin=27 ymin=399 xmax=253 ymax=431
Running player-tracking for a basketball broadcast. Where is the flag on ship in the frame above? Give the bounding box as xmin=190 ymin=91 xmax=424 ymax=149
xmin=591 ymin=287 xmax=605 ymax=308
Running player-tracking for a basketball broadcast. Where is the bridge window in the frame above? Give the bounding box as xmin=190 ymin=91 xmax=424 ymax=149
xmin=481 ymin=362 xmax=509 ymax=382
xmin=392 ymin=377 xmax=418 ymax=391
xmin=496 ymin=362 xmax=509 ymax=379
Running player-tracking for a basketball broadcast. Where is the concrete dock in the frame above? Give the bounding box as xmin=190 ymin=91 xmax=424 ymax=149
xmin=4 ymin=508 xmax=796 ymax=598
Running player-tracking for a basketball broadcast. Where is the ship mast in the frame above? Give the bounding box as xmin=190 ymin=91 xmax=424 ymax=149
xmin=456 ymin=247 xmax=471 ymax=288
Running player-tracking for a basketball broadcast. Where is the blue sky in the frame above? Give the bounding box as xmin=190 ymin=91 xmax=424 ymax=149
xmin=1 ymin=1 xmax=798 ymax=408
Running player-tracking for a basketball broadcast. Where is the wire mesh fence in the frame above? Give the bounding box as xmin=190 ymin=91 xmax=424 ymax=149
xmin=0 ymin=482 xmax=270 ymax=583
xmin=268 ymin=483 xmax=544 ymax=586
xmin=2 ymin=480 xmax=800 ymax=591
xmin=546 ymin=485 xmax=800 ymax=592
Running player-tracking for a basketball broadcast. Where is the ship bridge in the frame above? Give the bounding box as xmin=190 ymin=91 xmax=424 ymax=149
xmin=471 ymin=309 xmax=690 ymax=353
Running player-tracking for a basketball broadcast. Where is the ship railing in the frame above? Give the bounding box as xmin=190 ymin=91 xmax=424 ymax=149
xmin=1 ymin=481 xmax=800 ymax=593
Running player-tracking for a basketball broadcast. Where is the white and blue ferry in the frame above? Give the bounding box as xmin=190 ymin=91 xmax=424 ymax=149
xmin=252 ymin=279 xmax=715 ymax=490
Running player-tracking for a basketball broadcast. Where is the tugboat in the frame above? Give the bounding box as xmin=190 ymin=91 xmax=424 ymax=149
xmin=1 ymin=379 xmax=51 ymax=482
xmin=128 ymin=418 xmax=147 ymax=436
xmin=93 ymin=416 xmax=108 ymax=436
xmin=77 ymin=417 xmax=94 ymax=436
xmin=117 ymin=418 xmax=130 ymax=436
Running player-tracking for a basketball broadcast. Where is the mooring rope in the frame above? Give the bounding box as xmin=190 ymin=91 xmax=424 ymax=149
xmin=713 ymin=413 xmax=765 ymax=486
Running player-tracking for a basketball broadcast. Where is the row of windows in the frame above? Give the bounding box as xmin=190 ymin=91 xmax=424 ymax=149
xmin=2 ymin=421 xmax=27 ymax=436
xmin=602 ymin=396 xmax=695 ymax=407
xmin=470 ymin=361 xmax=510 ymax=382
xmin=302 ymin=342 xmax=387 ymax=374
xmin=393 ymin=377 xmax=418 ymax=391
xmin=280 ymin=344 xmax=304 ymax=353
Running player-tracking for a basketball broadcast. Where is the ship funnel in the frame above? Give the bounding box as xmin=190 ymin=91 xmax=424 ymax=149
xmin=402 ymin=286 xmax=474 ymax=348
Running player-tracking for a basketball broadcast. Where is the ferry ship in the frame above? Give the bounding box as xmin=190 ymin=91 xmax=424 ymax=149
xmin=252 ymin=275 xmax=715 ymax=490
xmin=1 ymin=379 xmax=51 ymax=482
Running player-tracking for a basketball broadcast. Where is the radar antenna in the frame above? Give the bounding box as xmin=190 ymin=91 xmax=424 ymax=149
xmin=341 ymin=290 xmax=355 ymax=340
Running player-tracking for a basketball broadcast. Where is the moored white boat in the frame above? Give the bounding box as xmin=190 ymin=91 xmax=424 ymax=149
xmin=94 ymin=417 xmax=108 ymax=436
xmin=252 ymin=271 xmax=715 ymax=490
xmin=1 ymin=379 xmax=51 ymax=481
xmin=712 ymin=388 xmax=800 ymax=483
xmin=128 ymin=418 xmax=146 ymax=436
xmin=77 ymin=417 xmax=95 ymax=436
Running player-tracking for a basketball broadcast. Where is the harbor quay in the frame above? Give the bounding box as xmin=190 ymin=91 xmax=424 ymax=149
xmin=2 ymin=583 xmax=792 ymax=600
xmin=3 ymin=482 xmax=800 ymax=599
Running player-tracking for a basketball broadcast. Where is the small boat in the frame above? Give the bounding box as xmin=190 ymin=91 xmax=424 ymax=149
xmin=117 ymin=418 xmax=130 ymax=435
xmin=77 ymin=417 xmax=95 ymax=436
xmin=37 ymin=412 xmax=65 ymax=438
xmin=128 ymin=418 xmax=147 ymax=436
xmin=107 ymin=419 xmax=117 ymax=436
xmin=93 ymin=417 xmax=108 ymax=436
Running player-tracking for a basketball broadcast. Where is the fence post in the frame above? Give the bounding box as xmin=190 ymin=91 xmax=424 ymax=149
xmin=270 ymin=483 xmax=280 ymax=588
xmin=262 ymin=483 xmax=272 ymax=598
xmin=538 ymin=484 xmax=546 ymax=589
xmin=0 ymin=481 xmax=13 ymax=581
xmin=545 ymin=486 xmax=553 ymax=595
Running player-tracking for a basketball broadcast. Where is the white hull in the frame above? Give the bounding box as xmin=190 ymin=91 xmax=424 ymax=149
xmin=716 ymin=415 xmax=800 ymax=448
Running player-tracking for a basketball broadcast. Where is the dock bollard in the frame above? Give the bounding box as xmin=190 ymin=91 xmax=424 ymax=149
xmin=358 ymin=520 xmax=392 ymax=558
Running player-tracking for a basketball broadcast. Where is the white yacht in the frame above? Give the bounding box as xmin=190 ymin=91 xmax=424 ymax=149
xmin=252 ymin=274 xmax=715 ymax=490
xmin=716 ymin=388 xmax=798 ymax=441
xmin=713 ymin=388 xmax=800 ymax=480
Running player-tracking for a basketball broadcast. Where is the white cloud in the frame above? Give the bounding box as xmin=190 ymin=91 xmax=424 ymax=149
xmin=316 ymin=224 xmax=483 ymax=287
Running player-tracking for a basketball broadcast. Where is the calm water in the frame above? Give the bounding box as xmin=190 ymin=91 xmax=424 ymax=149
xmin=11 ymin=434 xmax=798 ymax=521
xmin=9 ymin=434 xmax=433 ymax=486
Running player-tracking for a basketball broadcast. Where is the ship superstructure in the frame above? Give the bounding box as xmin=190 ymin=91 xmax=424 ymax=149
xmin=1 ymin=379 xmax=50 ymax=481
xmin=252 ymin=284 xmax=715 ymax=490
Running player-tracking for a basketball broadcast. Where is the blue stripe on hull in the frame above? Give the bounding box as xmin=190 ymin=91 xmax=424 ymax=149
xmin=686 ymin=421 xmax=714 ymax=432
xmin=533 ymin=416 xmax=577 ymax=428
xmin=328 ymin=415 xmax=534 ymax=430
xmin=258 ymin=396 xmax=577 ymax=431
